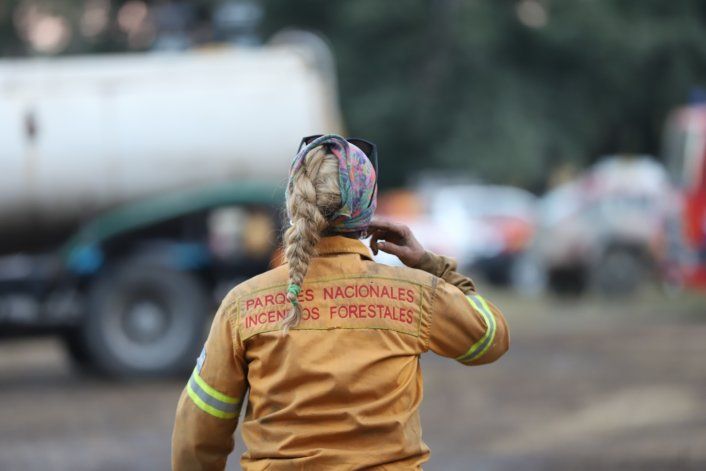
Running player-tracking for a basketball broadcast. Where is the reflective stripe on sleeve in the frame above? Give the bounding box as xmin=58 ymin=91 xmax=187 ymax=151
xmin=455 ymin=294 xmax=497 ymax=363
xmin=186 ymin=368 xmax=240 ymax=419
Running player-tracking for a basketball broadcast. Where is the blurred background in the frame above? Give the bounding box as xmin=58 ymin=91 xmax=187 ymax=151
xmin=1 ymin=0 xmax=706 ymax=469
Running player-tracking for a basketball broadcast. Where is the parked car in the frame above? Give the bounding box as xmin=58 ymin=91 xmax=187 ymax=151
xmin=530 ymin=156 xmax=672 ymax=296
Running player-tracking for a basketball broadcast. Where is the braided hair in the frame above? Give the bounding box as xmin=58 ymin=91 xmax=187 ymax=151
xmin=282 ymin=146 xmax=341 ymax=332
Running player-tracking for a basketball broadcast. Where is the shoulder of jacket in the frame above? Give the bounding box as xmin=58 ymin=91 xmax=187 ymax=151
xmin=364 ymin=260 xmax=439 ymax=288
xmin=219 ymin=265 xmax=289 ymax=315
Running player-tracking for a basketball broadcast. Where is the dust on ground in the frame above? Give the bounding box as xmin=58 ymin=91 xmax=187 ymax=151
xmin=1 ymin=289 xmax=704 ymax=470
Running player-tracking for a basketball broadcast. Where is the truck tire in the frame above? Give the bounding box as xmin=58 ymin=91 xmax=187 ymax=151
xmin=81 ymin=264 xmax=209 ymax=378
xmin=594 ymin=248 xmax=645 ymax=297
xmin=547 ymin=266 xmax=587 ymax=297
xmin=62 ymin=327 xmax=96 ymax=370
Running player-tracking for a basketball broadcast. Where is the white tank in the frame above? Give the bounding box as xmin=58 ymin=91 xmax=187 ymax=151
xmin=0 ymin=32 xmax=343 ymax=243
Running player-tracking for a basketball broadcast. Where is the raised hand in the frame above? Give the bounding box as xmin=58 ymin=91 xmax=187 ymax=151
xmin=368 ymin=217 xmax=426 ymax=268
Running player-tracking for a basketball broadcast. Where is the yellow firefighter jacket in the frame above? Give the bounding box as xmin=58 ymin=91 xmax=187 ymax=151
xmin=172 ymin=235 xmax=509 ymax=470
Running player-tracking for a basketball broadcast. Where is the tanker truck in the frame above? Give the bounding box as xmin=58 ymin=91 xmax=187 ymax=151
xmin=0 ymin=32 xmax=344 ymax=377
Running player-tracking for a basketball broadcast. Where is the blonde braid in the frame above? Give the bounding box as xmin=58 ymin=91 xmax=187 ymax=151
xmin=282 ymin=147 xmax=341 ymax=332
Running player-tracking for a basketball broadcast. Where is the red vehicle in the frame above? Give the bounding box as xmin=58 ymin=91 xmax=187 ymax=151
xmin=663 ymin=104 xmax=706 ymax=289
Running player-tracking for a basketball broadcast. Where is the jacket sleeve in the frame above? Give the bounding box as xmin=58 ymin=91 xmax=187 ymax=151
xmin=172 ymin=297 xmax=247 ymax=471
xmin=415 ymin=251 xmax=510 ymax=365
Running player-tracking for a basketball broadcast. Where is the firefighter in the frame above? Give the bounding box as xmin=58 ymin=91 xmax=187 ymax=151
xmin=171 ymin=134 xmax=509 ymax=470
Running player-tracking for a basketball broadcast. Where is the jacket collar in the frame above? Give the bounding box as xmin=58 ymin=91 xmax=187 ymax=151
xmin=315 ymin=235 xmax=373 ymax=260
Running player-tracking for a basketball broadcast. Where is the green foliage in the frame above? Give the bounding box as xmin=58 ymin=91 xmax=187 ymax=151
xmin=262 ymin=0 xmax=706 ymax=190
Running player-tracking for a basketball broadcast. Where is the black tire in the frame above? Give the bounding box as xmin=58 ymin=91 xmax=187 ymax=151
xmin=81 ymin=263 xmax=209 ymax=378
xmin=594 ymin=248 xmax=645 ymax=297
xmin=547 ymin=266 xmax=587 ymax=297
xmin=61 ymin=327 xmax=96 ymax=369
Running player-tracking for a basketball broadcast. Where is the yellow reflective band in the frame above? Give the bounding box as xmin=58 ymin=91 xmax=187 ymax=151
xmin=191 ymin=368 xmax=239 ymax=404
xmin=455 ymin=294 xmax=497 ymax=363
xmin=472 ymin=295 xmax=497 ymax=359
xmin=187 ymin=382 xmax=238 ymax=419
xmin=186 ymin=368 xmax=241 ymax=419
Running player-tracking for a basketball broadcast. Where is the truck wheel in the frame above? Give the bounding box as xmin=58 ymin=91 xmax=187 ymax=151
xmin=547 ymin=266 xmax=587 ymax=297
xmin=595 ymin=248 xmax=645 ymax=297
xmin=82 ymin=264 xmax=208 ymax=378
xmin=61 ymin=327 xmax=96 ymax=370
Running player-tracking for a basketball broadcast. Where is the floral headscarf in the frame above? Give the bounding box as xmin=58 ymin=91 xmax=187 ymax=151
xmin=287 ymin=134 xmax=377 ymax=234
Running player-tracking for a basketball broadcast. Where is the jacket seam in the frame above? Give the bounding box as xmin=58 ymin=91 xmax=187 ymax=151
xmin=223 ymin=296 xmax=246 ymax=356
xmin=425 ymin=275 xmax=440 ymax=353
xmin=318 ymin=249 xmax=373 ymax=260
xmin=242 ymin=325 xmax=422 ymax=343
xmin=239 ymin=274 xmax=427 ymax=298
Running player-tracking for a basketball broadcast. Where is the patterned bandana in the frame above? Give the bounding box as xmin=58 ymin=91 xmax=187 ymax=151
xmin=287 ymin=134 xmax=377 ymax=234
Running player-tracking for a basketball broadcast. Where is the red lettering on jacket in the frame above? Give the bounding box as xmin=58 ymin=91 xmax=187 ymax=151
xmin=303 ymin=288 xmax=314 ymax=302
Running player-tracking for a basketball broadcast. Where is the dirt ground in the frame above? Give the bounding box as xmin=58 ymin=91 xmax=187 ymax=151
xmin=1 ymin=289 xmax=705 ymax=471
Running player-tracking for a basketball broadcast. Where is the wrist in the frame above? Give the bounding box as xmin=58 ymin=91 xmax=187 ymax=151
xmin=411 ymin=250 xmax=439 ymax=274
